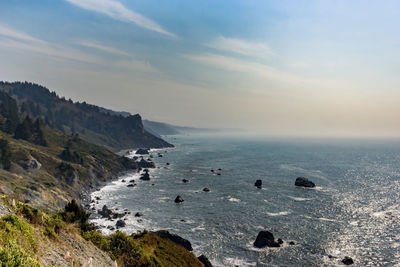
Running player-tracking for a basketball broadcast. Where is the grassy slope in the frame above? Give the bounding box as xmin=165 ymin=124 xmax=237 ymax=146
xmin=0 ymin=197 xmax=203 ymax=267
xmin=0 ymin=128 xmax=136 ymax=210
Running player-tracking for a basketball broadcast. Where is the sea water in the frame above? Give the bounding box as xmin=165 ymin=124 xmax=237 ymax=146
xmin=91 ymin=134 xmax=400 ymax=266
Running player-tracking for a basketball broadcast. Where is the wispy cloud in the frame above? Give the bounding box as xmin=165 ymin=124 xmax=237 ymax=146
xmin=205 ymin=36 xmax=274 ymax=57
xmin=0 ymin=24 xmax=155 ymax=72
xmin=77 ymin=40 xmax=131 ymax=57
xmin=64 ymin=0 xmax=175 ymax=37
xmin=185 ymin=53 xmax=344 ymax=90
xmin=0 ymin=24 xmax=45 ymax=44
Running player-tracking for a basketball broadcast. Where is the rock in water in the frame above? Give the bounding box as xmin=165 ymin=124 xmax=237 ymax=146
xmin=254 ymin=180 xmax=262 ymax=188
xmin=295 ymin=177 xmax=315 ymax=188
xmin=135 ymin=212 xmax=143 ymax=217
xmin=174 ymin=195 xmax=184 ymax=203
xmin=198 ymin=255 xmax=213 ymax=267
xmin=253 ymin=231 xmax=280 ymax=248
xmin=341 ymin=256 xmax=354 ymax=265
xmin=140 ymin=170 xmax=150 ymax=181
xmin=116 ymin=220 xmax=126 ymax=228
xmin=203 ymin=188 xmax=210 ymax=192
xmin=135 ymin=148 xmax=149 ymax=155
xmin=182 ymin=179 xmax=189 ymax=183
xmin=156 ymin=230 xmax=193 ymax=251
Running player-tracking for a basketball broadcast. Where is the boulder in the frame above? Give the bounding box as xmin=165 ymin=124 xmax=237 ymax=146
xmin=156 ymin=230 xmax=193 ymax=251
xmin=135 ymin=212 xmax=143 ymax=217
xmin=98 ymin=205 xmax=112 ymax=218
xmin=295 ymin=177 xmax=315 ymax=188
xmin=341 ymin=256 xmax=354 ymax=265
xmin=254 ymin=180 xmax=262 ymax=189
xmin=174 ymin=195 xmax=184 ymax=203
xmin=127 ymin=184 xmax=135 ymax=187
xmin=289 ymin=241 xmax=295 ymax=245
xmin=203 ymin=188 xmax=210 ymax=192
xmin=136 ymin=148 xmax=149 ymax=155
xmin=217 ymin=173 xmax=221 ymax=176
xmin=182 ymin=179 xmax=189 ymax=183
xmin=253 ymin=231 xmax=280 ymax=248
xmin=277 ymin=238 xmax=283 ymax=245
xmin=198 ymin=255 xmax=213 ymax=267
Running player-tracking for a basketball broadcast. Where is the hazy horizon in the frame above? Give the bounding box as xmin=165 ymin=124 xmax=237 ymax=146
xmin=1 ymin=1 xmax=400 ymax=137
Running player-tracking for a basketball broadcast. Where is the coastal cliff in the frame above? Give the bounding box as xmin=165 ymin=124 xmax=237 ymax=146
xmin=0 ymin=81 xmax=205 ymax=266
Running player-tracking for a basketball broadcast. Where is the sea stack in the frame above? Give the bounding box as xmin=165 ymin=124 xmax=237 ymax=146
xmin=254 ymin=179 xmax=262 ymax=189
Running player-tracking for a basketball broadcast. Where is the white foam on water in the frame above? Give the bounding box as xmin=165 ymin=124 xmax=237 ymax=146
xmin=266 ymin=211 xmax=290 ymax=216
xmin=227 ymin=197 xmax=241 ymax=202
xmin=288 ymin=196 xmax=313 ymax=201
xmin=223 ymin=257 xmax=256 ymax=267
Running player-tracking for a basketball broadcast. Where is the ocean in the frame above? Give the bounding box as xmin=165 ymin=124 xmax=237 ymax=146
xmin=90 ymin=134 xmax=400 ymax=266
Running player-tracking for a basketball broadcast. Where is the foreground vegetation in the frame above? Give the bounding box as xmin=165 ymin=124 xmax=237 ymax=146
xmin=0 ymin=197 xmax=203 ymax=266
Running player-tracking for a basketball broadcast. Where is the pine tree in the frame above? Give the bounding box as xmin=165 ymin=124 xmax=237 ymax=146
xmin=0 ymin=139 xmax=11 ymax=170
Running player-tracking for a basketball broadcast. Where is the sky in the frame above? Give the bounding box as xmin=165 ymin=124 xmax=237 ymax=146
xmin=0 ymin=0 xmax=400 ymax=137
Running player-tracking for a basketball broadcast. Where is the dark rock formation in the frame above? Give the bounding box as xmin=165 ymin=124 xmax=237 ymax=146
xmin=277 ymin=238 xmax=283 ymax=245
xmin=140 ymin=169 xmax=150 ymax=181
xmin=136 ymin=148 xmax=149 ymax=155
xmin=198 ymin=255 xmax=213 ymax=267
xmin=135 ymin=212 xmax=143 ymax=217
xmin=295 ymin=177 xmax=315 ymax=188
xmin=174 ymin=195 xmax=184 ymax=203
xmin=289 ymin=241 xmax=295 ymax=245
xmin=138 ymin=159 xmax=155 ymax=168
xmin=182 ymin=179 xmax=189 ymax=183
xmin=341 ymin=256 xmax=354 ymax=265
xmin=203 ymin=188 xmax=210 ymax=192
xmin=127 ymin=184 xmax=135 ymax=187
xmin=156 ymin=230 xmax=193 ymax=251
xmin=254 ymin=231 xmax=280 ymax=248
xmin=254 ymin=180 xmax=262 ymax=189
xmin=217 ymin=173 xmax=221 ymax=176
xmin=98 ymin=205 xmax=112 ymax=218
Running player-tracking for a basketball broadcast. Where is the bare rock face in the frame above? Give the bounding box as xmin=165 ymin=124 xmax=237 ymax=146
xmin=23 ymin=158 xmax=42 ymax=171
xmin=295 ymin=177 xmax=315 ymax=188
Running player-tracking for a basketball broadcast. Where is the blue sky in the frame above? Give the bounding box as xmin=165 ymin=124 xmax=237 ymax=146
xmin=1 ymin=0 xmax=400 ymax=136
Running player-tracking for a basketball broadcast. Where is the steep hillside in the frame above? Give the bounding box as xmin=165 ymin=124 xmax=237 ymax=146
xmin=0 ymin=81 xmax=173 ymax=151
xmin=0 ymin=198 xmax=204 ymax=267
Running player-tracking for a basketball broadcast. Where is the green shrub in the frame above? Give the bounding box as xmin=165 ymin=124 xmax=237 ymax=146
xmin=82 ymin=231 xmax=110 ymax=252
xmin=60 ymin=200 xmax=94 ymax=232
xmin=0 ymin=242 xmax=42 ymax=267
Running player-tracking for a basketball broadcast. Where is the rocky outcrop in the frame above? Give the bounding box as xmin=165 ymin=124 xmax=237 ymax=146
xmin=136 ymin=148 xmax=149 ymax=155
xmin=156 ymin=230 xmax=193 ymax=251
xmin=203 ymin=188 xmax=210 ymax=192
xmin=138 ymin=159 xmax=156 ymax=168
xmin=98 ymin=205 xmax=112 ymax=218
xmin=23 ymin=158 xmax=42 ymax=171
xmin=116 ymin=220 xmax=126 ymax=229
xmin=198 ymin=255 xmax=213 ymax=267
xmin=174 ymin=195 xmax=184 ymax=203
xmin=253 ymin=231 xmax=280 ymax=248
xmin=140 ymin=170 xmax=150 ymax=181
xmin=295 ymin=177 xmax=315 ymax=188
xmin=341 ymin=256 xmax=354 ymax=265
xmin=254 ymin=180 xmax=262 ymax=189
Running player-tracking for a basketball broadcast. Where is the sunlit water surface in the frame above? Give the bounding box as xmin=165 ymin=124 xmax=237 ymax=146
xmin=91 ymin=135 xmax=400 ymax=266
